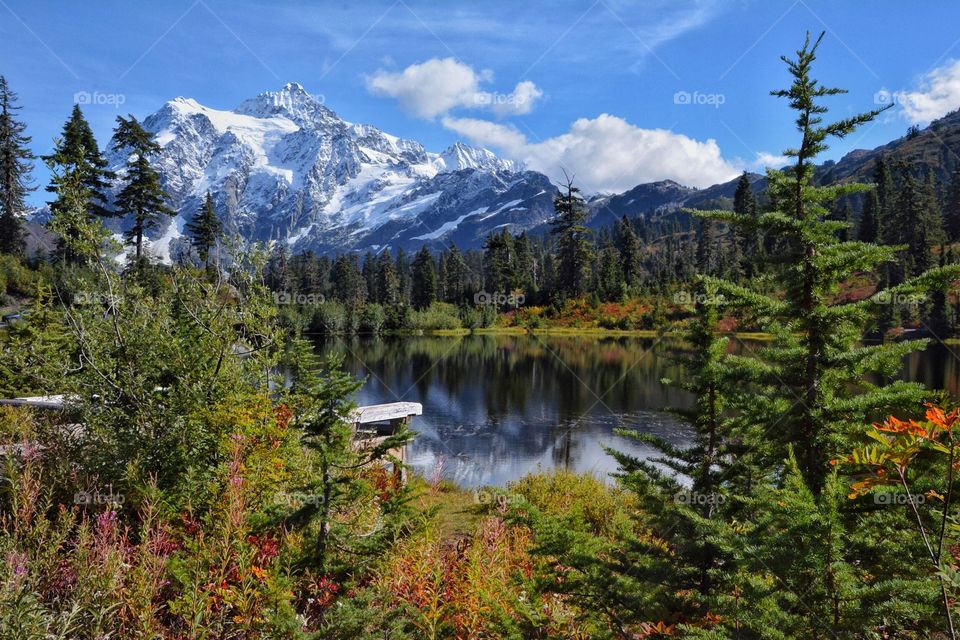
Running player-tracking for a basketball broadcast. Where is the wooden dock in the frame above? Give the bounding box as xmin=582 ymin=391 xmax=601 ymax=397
xmin=349 ymin=402 xmax=422 ymax=483
xmin=0 ymin=395 xmax=421 ymax=481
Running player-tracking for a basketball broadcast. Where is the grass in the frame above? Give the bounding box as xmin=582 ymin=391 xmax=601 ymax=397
xmin=407 ymin=476 xmax=482 ymax=536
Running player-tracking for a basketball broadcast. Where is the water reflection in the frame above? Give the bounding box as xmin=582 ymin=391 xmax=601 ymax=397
xmin=317 ymin=334 xmax=694 ymax=487
xmin=315 ymin=334 xmax=960 ymax=488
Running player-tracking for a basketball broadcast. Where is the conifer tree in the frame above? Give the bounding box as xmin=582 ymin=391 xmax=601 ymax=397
xmin=286 ymin=349 xmax=414 ymax=573
xmin=695 ymin=219 xmax=717 ymax=275
xmin=442 ymin=245 xmax=470 ymax=303
xmin=44 ymin=104 xmax=113 ymax=219
xmin=0 ymin=76 xmax=34 ymax=256
xmin=410 ymin=246 xmax=437 ymax=310
xmin=615 ymin=215 xmax=643 ymax=290
xmin=733 ymin=171 xmax=760 ymax=278
xmin=185 ymin=191 xmax=221 ymax=268
xmin=673 ymin=31 xmax=960 ymax=635
xmin=859 ymin=188 xmax=880 ymax=243
xmin=550 ymin=176 xmax=593 ymax=298
xmin=112 ymin=115 xmax=173 ymax=262
xmin=375 ymin=249 xmax=399 ymax=305
xmin=946 ymin=166 xmax=960 ymax=243
xmin=483 ymin=229 xmax=515 ymax=295
xmin=596 ymin=241 xmax=623 ymax=301
xmin=513 ymin=231 xmax=537 ymax=297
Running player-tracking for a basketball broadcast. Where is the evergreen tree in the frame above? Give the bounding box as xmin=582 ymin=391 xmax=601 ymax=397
xmin=550 ymin=176 xmax=593 ymax=298
xmin=361 ymin=251 xmax=378 ymax=303
xmin=483 ymin=229 xmax=515 ymax=295
xmin=375 ymin=249 xmax=400 ymax=305
xmin=395 ymin=248 xmax=411 ymax=304
xmin=945 ymin=166 xmax=960 ymax=243
xmin=615 ymin=215 xmax=643 ymax=290
xmin=45 ymin=158 xmax=108 ymax=264
xmin=0 ymin=76 xmax=34 ymax=256
xmin=859 ymin=188 xmax=879 ymax=242
xmin=44 ymin=104 xmax=113 ymax=219
xmin=185 ymin=191 xmax=222 ymax=268
xmin=733 ymin=171 xmax=760 ymax=278
xmin=410 ymin=246 xmax=437 ymax=310
xmin=596 ymin=242 xmax=623 ymax=301
xmin=674 ymin=33 xmax=960 ymax=633
xmin=875 ymin=155 xmax=895 ymax=244
xmin=332 ymin=254 xmax=366 ymax=309
xmin=287 ymin=349 xmax=414 ymax=573
xmin=695 ymin=218 xmax=717 ymax=275
xmin=112 ymin=115 xmax=173 ymax=262
xmin=513 ymin=231 xmax=536 ymax=297
xmin=442 ymin=245 xmax=470 ymax=304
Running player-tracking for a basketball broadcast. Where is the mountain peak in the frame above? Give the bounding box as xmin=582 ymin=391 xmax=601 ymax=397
xmin=436 ymin=141 xmax=522 ymax=173
xmin=234 ymin=82 xmax=337 ymax=126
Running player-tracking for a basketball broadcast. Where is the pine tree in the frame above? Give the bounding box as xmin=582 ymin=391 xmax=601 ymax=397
xmin=615 ymin=215 xmax=643 ymax=290
xmin=44 ymin=104 xmax=113 ymax=219
xmin=672 ymin=32 xmax=960 ymax=635
xmin=513 ymin=231 xmax=537 ymax=297
xmin=185 ymin=191 xmax=221 ymax=268
xmin=945 ymin=167 xmax=960 ymax=243
xmin=483 ymin=230 xmax=515 ymax=295
xmin=332 ymin=254 xmax=366 ymax=309
xmin=286 ymin=348 xmax=414 ymax=573
xmin=410 ymin=246 xmax=437 ymax=310
xmin=550 ymin=176 xmax=594 ymax=299
xmin=733 ymin=171 xmax=760 ymax=278
xmin=875 ymin=156 xmax=895 ymax=244
xmin=694 ymin=32 xmax=938 ymax=492
xmin=443 ymin=245 xmax=470 ymax=304
xmin=859 ymin=189 xmax=879 ymax=242
xmin=596 ymin=241 xmax=623 ymax=301
xmin=695 ymin=218 xmax=717 ymax=275
xmin=112 ymin=115 xmax=173 ymax=262
xmin=375 ymin=249 xmax=399 ymax=305
xmin=0 ymin=76 xmax=34 ymax=256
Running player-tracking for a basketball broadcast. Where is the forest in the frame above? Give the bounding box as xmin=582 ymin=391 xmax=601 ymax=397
xmin=2 ymin=31 xmax=960 ymax=639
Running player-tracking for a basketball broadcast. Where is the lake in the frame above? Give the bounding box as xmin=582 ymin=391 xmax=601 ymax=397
xmin=316 ymin=334 xmax=960 ymax=488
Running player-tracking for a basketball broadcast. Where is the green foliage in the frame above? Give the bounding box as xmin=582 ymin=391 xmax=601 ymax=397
xmin=112 ymin=115 xmax=174 ymax=262
xmin=0 ymin=76 xmax=34 ymax=257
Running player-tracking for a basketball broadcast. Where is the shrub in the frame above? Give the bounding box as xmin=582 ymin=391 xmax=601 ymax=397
xmin=408 ymin=302 xmax=462 ymax=331
xmin=359 ymin=303 xmax=385 ymax=334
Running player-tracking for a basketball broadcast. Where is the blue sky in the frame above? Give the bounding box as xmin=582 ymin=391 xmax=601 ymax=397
xmin=4 ymin=0 xmax=960 ymax=204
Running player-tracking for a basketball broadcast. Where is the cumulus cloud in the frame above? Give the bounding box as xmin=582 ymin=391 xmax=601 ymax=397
xmin=896 ymin=59 xmax=960 ymax=124
xmin=366 ymin=57 xmax=542 ymax=119
xmin=442 ymin=113 xmax=739 ymax=192
xmin=752 ymin=152 xmax=788 ymax=170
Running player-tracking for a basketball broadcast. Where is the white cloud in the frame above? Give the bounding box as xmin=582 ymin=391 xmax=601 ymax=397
xmin=896 ymin=59 xmax=960 ymax=124
xmin=442 ymin=113 xmax=739 ymax=192
xmin=751 ymin=152 xmax=788 ymax=170
xmin=366 ymin=57 xmax=542 ymax=119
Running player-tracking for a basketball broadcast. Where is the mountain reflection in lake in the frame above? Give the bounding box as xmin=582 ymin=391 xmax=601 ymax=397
xmin=315 ymin=335 xmax=959 ymax=488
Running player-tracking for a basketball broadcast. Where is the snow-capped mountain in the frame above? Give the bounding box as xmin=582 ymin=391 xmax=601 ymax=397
xmin=106 ymin=83 xmax=555 ymax=260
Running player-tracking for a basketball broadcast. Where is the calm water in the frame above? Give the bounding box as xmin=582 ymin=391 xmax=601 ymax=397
xmin=316 ymin=335 xmax=960 ymax=488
